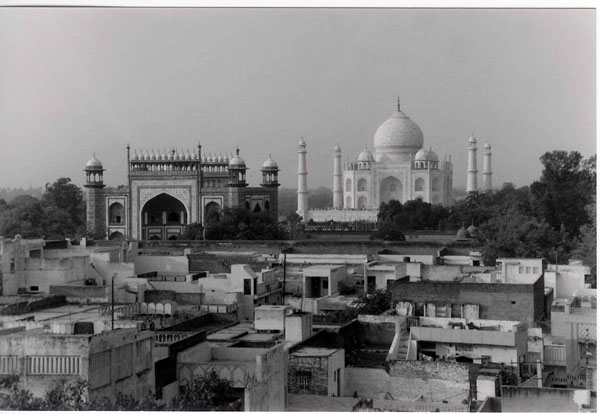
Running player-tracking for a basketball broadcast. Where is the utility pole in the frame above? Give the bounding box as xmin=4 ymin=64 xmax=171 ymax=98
xmin=281 ymin=247 xmax=292 ymax=305
xmin=111 ymin=273 xmax=117 ymax=330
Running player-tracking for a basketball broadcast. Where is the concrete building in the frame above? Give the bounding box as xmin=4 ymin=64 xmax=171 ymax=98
xmin=550 ymin=289 xmax=596 ymax=390
xmin=390 ymin=272 xmax=545 ymax=324
xmin=406 ymin=316 xmax=528 ymax=378
xmin=0 ymin=235 xmax=135 ymax=296
xmin=84 ymin=146 xmax=279 ymax=240
xmin=302 ymin=265 xmax=346 ymax=299
xmin=0 ymin=327 xmax=154 ymax=401
xmin=288 ymin=347 xmax=345 ymax=397
xmin=132 ymin=263 xmax=282 ymax=321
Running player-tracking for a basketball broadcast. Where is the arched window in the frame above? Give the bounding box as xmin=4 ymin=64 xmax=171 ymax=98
xmin=357 ymin=196 xmax=367 ymax=210
xmin=254 ymin=204 xmax=262 ymax=213
xmin=264 ymin=200 xmax=270 ymax=211
xmin=345 ymin=178 xmax=352 ymax=192
xmin=357 ymin=178 xmax=367 ymax=192
xmin=432 ymin=177 xmax=440 ymax=192
xmin=109 ymin=202 xmax=124 ymax=225
xmin=414 ymin=178 xmax=425 ymax=192
xmin=245 ymin=201 xmax=251 ymax=210
xmin=379 ymin=177 xmax=402 ymax=204
xmin=345 ymin=196 xmax=352 ymax=209
xmin=168 ymin=212 xmax=180 ymax=223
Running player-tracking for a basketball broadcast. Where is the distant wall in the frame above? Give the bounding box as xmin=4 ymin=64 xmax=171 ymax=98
xmin=134 ymin=256 xmax=188 ymax=275
xmin=500 ymin=386 xmax=584 ymax=412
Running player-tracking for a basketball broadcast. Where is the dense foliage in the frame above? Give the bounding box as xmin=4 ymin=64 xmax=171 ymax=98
xmin=203 ymin=207 xmax=285 ymax=240
xmin=372 ymin=151 xmax=596 ymax=268
xmin=0 ymin=371 xmax=238 ymax=411
xmin=0 ymin=178 xmax=85 ymax=239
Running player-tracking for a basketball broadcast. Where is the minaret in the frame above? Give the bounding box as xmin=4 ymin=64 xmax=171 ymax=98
xmin=466 ymin=135 xmax=478 ymax=194
xmin=333 ymin=144 xmax=343 ymax=209
xmin=482 ymin=142 xmax=492 ymax=193
xmin=297 ymin=137 xmax=309 ymax=219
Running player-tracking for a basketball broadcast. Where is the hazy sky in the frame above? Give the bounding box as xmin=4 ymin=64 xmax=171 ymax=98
xmin=0 ymin=8 xmax=595 ymax=191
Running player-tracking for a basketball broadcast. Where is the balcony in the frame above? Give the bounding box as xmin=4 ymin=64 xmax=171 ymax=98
xmin=544 ymin=344 xmax=567 ymax=366
xmin=411 ymin=326 xmax=517 ymax=347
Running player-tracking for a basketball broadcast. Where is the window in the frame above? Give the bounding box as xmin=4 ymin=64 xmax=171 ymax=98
xmin=414 ymin=178 xmax=425 ymax=192
xmin=168 ymin=212 xmax=180 ymax=222
xmin=511 ymin=301 xmax=517 ymax=305
xmin=30 ymin=286 xmax=39 ymax=292
xmin=297 ymin=370 xmax=312 ymax=390
xmin=432 ymin=177 xmax=440 ymax=192
xmin=345 ymin=179 xmax=352 ymax=192
xmin=533 ymin=267 xmax=540 ymax=274
xmin=519 ymin=266 xmax=525 ymax=274
xmin=357 ymin=178 xmax=367 ymax=192
xmin=244 ymin=279 xmax=252 ymax=295
xmin=322 ymin=279 xmax=329 ymax=289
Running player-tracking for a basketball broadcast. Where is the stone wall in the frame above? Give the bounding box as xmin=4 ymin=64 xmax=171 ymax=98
xmin=345 ymin=360 xmax=470 ymax=403
xmin=288 ymin=354 xmax=329 ymax=395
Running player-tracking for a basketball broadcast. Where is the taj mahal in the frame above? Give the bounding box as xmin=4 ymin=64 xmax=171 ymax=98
xmin=297 ymin=101 xmax=492 ymax=222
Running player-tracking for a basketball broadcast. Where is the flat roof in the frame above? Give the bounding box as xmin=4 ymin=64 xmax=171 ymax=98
xmin=291 ymin=347 xmax=340 ymax=357
xmin=304 ymin=264 xmax=345 ymax=270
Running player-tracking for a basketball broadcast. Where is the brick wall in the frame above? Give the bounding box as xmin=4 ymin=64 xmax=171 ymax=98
xmin=288 ymin=355 xmax=329 ymax=395
xmin=390 ymin=278 xmax=544 ymax=323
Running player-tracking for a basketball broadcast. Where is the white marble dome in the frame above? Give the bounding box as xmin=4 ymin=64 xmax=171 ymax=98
xmin=358 ymin=147 xmax=374 ymax=162
xmin=415 ymin=148 xmax=438 ymax=162
xmin=374 ymin=110 xmax=424 ymax=159
xmin=85 ymin=155 xmax=103 ymax=169
xmin=262 ymin=155 xmax=278 ymax=170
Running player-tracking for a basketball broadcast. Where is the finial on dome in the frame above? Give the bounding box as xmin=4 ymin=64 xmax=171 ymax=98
xmin=236 ymin=146 xmax=240 ymax=156
xmin=397 ymin=97 xmax=401 ymax=111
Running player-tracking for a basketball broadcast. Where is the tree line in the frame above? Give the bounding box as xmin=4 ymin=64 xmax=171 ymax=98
xmin=0 ymin=371 xmax=239 ymax=411
xmin=0 ymin=178 xmax=85 ymax=239
xmin=374 ymin=151 xmax=596 ymax=269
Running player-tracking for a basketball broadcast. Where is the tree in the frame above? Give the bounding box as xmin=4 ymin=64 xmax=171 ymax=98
xmin=476 ymin=207 xmax=562 ymax=266
xmin=354 ymin=289 xmax=392 ymax=315
xmin=530 ymin=151 xmax=595 ymax=239
xmin=571 ymin=203 xmax=596 ymax=277
xmin=175 ymin=370 xmax=237 ymax=411
xmin=182 ymin=222 xmax=204 ymax=240
xmin=0 ymin=195 xmax=45 ymax=238
xmin=41 ymin=177 xmax=85 ymax=236
xmin=204 ymin=207 xmax=284 ymax=240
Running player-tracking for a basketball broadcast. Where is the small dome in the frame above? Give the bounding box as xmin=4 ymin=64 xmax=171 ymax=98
xmin=484 ymin=142 xmax=491 ymax=149
xmin=456 ymin=226 xmax=470 ymax=239
xmin=415 ymin=148 xmax=439 ymax=162
xmin=262 ymin=155 xmax=278 ymax=170
xmin=229 ymin=148 xmax=246 ymax=168
xmin=131 ymin=151 xmax=139 ymax=161
xmin=298 ymin=137 xmax=306 ymax=147
xmin=467 ymin=224 xmax=478 ymax=237
xmin=86 ymin=155 xmax=103 ymax=169
xmin=334 ymin=144 xmax=341 ymax=152
xmin=358 ymin=147 xmax=374 ymax=162
xmin=468 ymin=135 xmax=477 ymax=144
